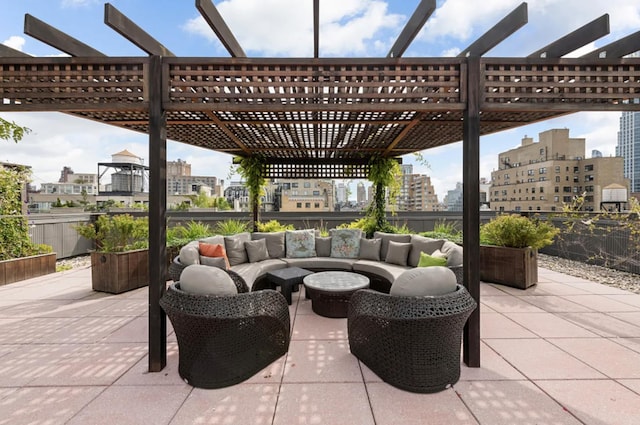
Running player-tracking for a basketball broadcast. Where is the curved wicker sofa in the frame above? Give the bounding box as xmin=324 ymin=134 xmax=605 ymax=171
xmin=159 ymin=277 xmax=290 ymax=389
xmin=170 ymin=231 xmax=464 ymax=294
xmin=347 ymin=284 xmax=477 ymax=393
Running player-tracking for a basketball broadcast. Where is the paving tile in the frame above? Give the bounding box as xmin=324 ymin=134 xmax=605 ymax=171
xmin=525 ymin=282 xmax=593 ymax=296
xmin=100 ymin=316 xmax=173 ymax=343
xmin=559 ymin=312 xmax=640 ymax=337
xmin=561 ymin=281 xmax=634 ymax=295
xmin=456 ymin=380 xmax=582 ymax=425
xmin=171 ymin=384 xmax=277 ymax=425
xmin=0 ymin=317 xmax=80 ymax=344
xmin=549 ymin=338 xmax=640 ymax=379
xmin=614 ymin=338 xmax=640 ymax=354
xmin=89 ymin=298 xmax=148 ymax=317
xmin=480 ymin=313 xmax=538 ymax=339
xmin=609 ymin=312 xmax=640 ymax=327
xmin=535 ymin=379 xmax=640 ymax=425
xmin=28 ymin=342 xmax=148 ymax=386
xmin=245 ymin=354 xmax=287 ymax=384
xmin=480 ymin=283 xmax=510 ymax=295
xmin=0 ymin=344 xmax=83 ymax=387
xmin=367 ymin=383 xmax=477 ymax=425
xmin=560 ymin=294 xmax=638 ymax=312
xmin=0 ymin=386 xmax=105 ymax=425
xmin=481 ymin=296 xmax=545 ymax=313
xmin=618 ymin=379 xmax=640 ymax=395
xmin=503 ymin=312 xmax=598 ymax=338
xmin=484 ymin=338 xmax=606 ymax=380
xmin=516 ymin=295 xmax=593 ymax=313
xmin=114 ymin=342 xmax=185 ymax=386
xmin=291 ymin=314 xmax=348 ymax=340
xmin=39 ymin=316 xmax=134 ymax=344
xmin=66 ymin=385 xmax=191 ymax=425
xmin=459 ymin=341 xmax=526 ymax=381
xmin=283 ymin=339 xmax=362 ymax=383
xmin=605 ymin=294 xmax=640 ymax=308
xmin=274 ymin=383 xmax=374 ymax=425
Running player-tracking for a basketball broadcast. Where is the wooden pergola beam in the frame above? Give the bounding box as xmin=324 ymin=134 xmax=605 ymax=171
xmin=458 ymin=2 xmax=527 ymax=57
xmin=196 ymin=0 xmax=246 ymax=58
xmin=24 ymin=14 xmax=105 ymax=57
xmin=0 ymin=44 xmax=31 ymax=57
xmin=104 ymin=3 xmax=175 ymax=57
xmin=387 ymin=0 xmax=436 ymax=58
xmin=582 ymin=29 xmax=640 ymax=59
xmin=529 ymin=14 xmax=609 ymax=58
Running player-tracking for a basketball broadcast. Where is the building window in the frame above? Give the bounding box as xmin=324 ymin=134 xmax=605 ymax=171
xmin=554 ymin=196 xmax=559 ymax=202
xmin=573 ymin=187 xmax=579 ymax=193
xmin=531 ymin=188 xmax=536 ymax=193
xmin=313 ymin=190 xmax=320 ymax=196
xmin=292 ymin=183 xmax=298 ymax=188
xmin=304 ymin=182 xmax=311 ymax=188
xmin=563 ymin=196 xmax=572 ymax=202
xmin=314 ymin=202 xmax=320 ymax=208
xmin=555 ymin=166 xmax=560 ymax=173
xmin=585 ymin=185 xmax=594 ymax=192
xmin=573 ymin=166 xmax=579 ymax=173
xmin=296 ymin=202 xmax=302 ymax=208
xmin=539 ymin=177 xmax=546 ymax=181
xmin=584 ymin=175 xmax=594 ymax=182
xmin=305 ymin=202 xmax=311 ymax=208
xmin=555 ymin=176 xmax=560 ymax=182
xmin=563 ymin=186 xmax=571 ymax=193
xmin=539 ymin=148 xmax=545 ymax=155
xmin=539 ymin=167 xmax=546 ymax=174
xmin=527 ymin=170 xmax=534 ymax=175
xmin=584 ymin=164 xmax=594 ymax=171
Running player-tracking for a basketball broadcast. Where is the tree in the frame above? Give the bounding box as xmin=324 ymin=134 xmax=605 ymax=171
xmin=0 ymin=117 xmax=30 ymax=142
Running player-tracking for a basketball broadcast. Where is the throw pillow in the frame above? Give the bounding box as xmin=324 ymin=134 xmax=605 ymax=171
xmin=390 ymin=267 xmax=458 ymax=297
xmin=224 ymin=232 xmax=251 ymax=266
xmin=315 ymin=236 xmax=332 ymax=257
xmin=384 ymin=240 xmax=412 ymax=266
xmin=251 ymin=232 xmax=285 ymax=259
xmin=373 ymin=231 xmax=411 ymax=261
xmin=179 ymin=264 xmax=237 ymax=296
xmin=199 ymin=256 xmax=228 ymax=269
xmin=198 ymin=242 xmax=230 ymax=269
xmin=285 ymin=229 xmax=316 ymax=258
xmin=408 ymin=235 xmax=445 ymax=267
xmin=440 ymin=240 xmax=463 ymax=267
xmin=329 ymin=228 xmax=362 ymax=258
xmin=418 ymin=251 xmax=448 ymax=267
xmin=359 ymin=238 xmax=381 ymax=261
xmin=244 ymin=238 xmax=269 ymax=263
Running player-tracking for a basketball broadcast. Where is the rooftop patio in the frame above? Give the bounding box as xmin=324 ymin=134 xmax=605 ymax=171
xmin=1 ymin=266 xmax=639 ymax=425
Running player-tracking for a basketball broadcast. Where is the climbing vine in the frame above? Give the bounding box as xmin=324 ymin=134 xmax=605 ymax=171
xmin=365 ymin=155 xmax=402 ymax=232
xmin=232 ymin=155 xmax=267 ymax=230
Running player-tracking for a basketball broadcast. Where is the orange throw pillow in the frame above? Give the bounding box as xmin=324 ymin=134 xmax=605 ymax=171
xmin=199 ymin=242 xmax=230 ymax=269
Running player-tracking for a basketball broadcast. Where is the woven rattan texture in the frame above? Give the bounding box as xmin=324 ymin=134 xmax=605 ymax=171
xmin=347 ymin=285 xmax=477 ymax=393
xmin=160 ymin=282 xmax=290 ymax=388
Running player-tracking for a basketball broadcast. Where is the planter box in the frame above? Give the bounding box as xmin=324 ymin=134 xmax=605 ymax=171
xmin=480 ymin=245 xmax=538 ymax=289
xmin=0 ymin=253 xmax=57 ymax=286
xmin=91 ymin=249 xmax=149 ymax=294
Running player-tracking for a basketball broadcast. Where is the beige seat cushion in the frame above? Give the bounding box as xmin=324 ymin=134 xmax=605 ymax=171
xmin=390 ymin=267 xmax=457 ymax=297
xmin=179 ymin=265 xmax=237 ymax=296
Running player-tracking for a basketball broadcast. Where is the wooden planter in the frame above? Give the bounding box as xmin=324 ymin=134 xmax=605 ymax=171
xmin=91 ymin=249 xmax=149 ymax=294
xmin=480 ymin=245 xmax=538 ymax=289
xmin=0 ymin=253 xmax=57 ymax=286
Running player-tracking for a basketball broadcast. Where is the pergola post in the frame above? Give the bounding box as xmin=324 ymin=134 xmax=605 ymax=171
xmin=462 ymin=56 xmax=481 ymax=367
xmin=148 ymin=55 xmax=167 ymax=372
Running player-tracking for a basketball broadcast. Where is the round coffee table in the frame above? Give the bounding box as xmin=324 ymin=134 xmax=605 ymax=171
xmin=303 ymin=271 xmax=369 ymax=318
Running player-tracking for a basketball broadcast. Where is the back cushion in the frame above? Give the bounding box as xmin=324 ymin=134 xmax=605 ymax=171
xmin=374 ymin=231 xmax=411 ymax=261
xmin=251 ymin=231 xmax=285 ymax=259
xmin=441 ymin=241 xmax=463 ymax=267
xmin=315 ymin=236 xmax=332 ymax=257
xmin=198 ymin=242 xmax=230 ymax=269
xmin=390 ymin=267 xmax=457 ymax=297
xmin=179 ymin=264 xmax=237 ymax=296
xmin=179 ymin=241 xmax=200 ymax=266
xmin=408 ymin=235 xmax=445 ymax=267
xmin=224 ymin=232 xmax=251 ymax=266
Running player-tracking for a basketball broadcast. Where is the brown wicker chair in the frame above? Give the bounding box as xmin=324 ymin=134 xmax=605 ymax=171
xmin=160 ymin=274 xmax=290 ymax=389
xmin=347 ymin=285 xmax=477 ymax=393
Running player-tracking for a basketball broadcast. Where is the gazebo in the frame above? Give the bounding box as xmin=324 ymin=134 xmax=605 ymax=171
xmin=2 ymin=0 xmax=639 ymax=373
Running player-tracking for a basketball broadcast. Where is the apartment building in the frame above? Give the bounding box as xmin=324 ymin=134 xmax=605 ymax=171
xmin=167 ymin=159 xmax=221 ymax=197
xmin=407 ymin=174 xmax=439 ymax=211
xmin=490 ymin=129 xmax=629 ymax=212
xmin=275 ymin=179 xmax=334 ymax=212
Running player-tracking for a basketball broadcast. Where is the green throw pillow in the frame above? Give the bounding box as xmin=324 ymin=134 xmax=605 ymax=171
xmin=418 ymin=251 xmax=447 ymax=267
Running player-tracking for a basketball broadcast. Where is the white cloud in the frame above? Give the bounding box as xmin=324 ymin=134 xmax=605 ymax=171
xmin=183 ymin=0 xmax=403 ymax=57
xmin=61 ymin=0 xmax=97 ymax=7
xmin=2 ymin=36 xmax=25 ymax=51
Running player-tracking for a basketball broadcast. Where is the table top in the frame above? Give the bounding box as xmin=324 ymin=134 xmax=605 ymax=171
xmin=303 ymin=271 xmax=369 ymax=292
xmin=267 ymin=267 xmax=313 ymax=283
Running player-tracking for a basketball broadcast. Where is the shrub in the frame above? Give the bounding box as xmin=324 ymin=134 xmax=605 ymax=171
xmin=480 ymin=214 xmax=559 ymax=250
xmin=75 ymin=214 xmax=149 ymax=252
xmin=213 ymin=219 xmax=250 ymax=236
xmin=256 ymin=220 xmax=294 ymax=232
xmin=167 ymin=221 xmax=213 ymax=248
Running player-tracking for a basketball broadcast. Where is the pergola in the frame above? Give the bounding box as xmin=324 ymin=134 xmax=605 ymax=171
xmin=2 ymin=0 xmax=640 ymax=372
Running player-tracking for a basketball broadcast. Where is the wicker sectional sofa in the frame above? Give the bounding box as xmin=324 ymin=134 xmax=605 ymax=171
xmin=170 ymin=229 xmax=463 ymax=293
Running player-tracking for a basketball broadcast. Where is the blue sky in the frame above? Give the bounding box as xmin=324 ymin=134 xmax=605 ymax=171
xmin=2 ymin=0 xmax=639 ymax=200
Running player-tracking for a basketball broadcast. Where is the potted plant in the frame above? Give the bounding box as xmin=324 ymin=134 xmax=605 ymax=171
xmin=75 ymin=214 xmax=149 ymax=294
xmin=479 ymin=214 xmax=559 ymax=289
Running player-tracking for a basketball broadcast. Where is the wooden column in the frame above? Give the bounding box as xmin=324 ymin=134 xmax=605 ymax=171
xmin=148 ymin=55 xmax=167 ymax=372
xmin=462 ymin=56 xmax=481 ymax=367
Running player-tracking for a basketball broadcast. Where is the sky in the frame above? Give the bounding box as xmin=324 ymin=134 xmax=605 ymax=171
xmin=1 ymin=0 xmax=639 ymax=200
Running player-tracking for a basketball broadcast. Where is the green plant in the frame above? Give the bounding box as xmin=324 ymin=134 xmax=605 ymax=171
xmin=75 ymin=214 xmax=149 ymax=252
xmin=233 ymin=155 xmax=267 ymax=230
xmin=480 ymin=214 xmax=559 ymax=250
xmin=364 ymin=156 xmax=402 ymax=233
xmin=421 ymin=220 xmax=463 ymax=244
xmin=213 ymin=219 xmax=250 ymax=236
xmin=256 ymin=219 xmax=294 ymax=232
xmin=0 ymin=117 xmax=30 ymax=143
xmin=56 ymin=263 xmax=73 ymax=272
xmin=167 ymin=221 xmax=213 ymax=248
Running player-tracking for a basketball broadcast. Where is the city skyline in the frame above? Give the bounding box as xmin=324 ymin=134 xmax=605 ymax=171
xmin=2 ymin=0 xmax=639 ymax=200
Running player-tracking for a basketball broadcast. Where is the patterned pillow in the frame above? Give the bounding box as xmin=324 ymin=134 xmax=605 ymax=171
xmin=285 ymin=229 xmax=316 ymax=258
xmin=329 ymin=229 xmax=362 ymax=258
